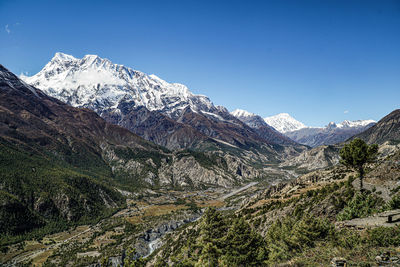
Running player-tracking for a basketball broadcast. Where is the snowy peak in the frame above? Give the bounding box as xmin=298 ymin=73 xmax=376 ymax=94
xmin=231 ymin=108 xmax=299 ymax=145
xmin=52 ymin=52 xmax=78 ymax=62
xmin=285 ymin=118 xmax=377 ymax=147
xmin=21 ymin=52 xmax=214 ymax=118
xmin=231 ymin=109 xmax=255 ymax=118
xmin=230 ymin=108 xmax=270 ymax=129
xmin=264 ymin=113 xmax=306 ymax=133
xmin=324 ymin=119 xmax=376 ymax=130
xmin=231 ymin=108 xmax=265 ymax=128
xmin=327 ymin=122 xmax=337 ymax=129
xmin=337 ymin=119 xmax=376 ymax=128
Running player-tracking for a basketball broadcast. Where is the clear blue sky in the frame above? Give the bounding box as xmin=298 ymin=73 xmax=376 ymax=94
xmin=1 ymin=0 xmax=399 ymax=126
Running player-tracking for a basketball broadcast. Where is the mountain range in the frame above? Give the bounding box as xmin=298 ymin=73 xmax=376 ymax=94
xmin=284 ymin=119 xmax=376 ymax=147
xmin=22 ymin=53 xmax=376 ymax=151
xmin=21 ymin=53 xmax=307 ymax=160
xmin=17 ymin=52 xmax=383 ymax=174
xmin=234 ymin=110 xmax=375 ymax=147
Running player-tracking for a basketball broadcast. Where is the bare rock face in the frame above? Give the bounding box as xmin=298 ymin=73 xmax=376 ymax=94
xmin=169 ymin=153 xmax=261 ymax=188
xmin=280 ymin=145 xmax=340 ymax=171
xmin=377 ymin=142 xmax=400 ymax=159
xmin=160 ymin=156 xmax=233 ymax=188
xmin=103 ymin=144 xmax=263 ymax=188
xmin=51 ymin=193 xmax=74 ymax=221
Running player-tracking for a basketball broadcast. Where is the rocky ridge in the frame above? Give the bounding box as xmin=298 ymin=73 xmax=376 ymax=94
xmin=352 ymin=109 xmax=400 ymax=145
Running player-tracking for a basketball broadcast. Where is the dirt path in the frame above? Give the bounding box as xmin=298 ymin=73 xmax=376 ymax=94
xmin=336 ymin=209 xmax=400 ymax=229
xmin=220 ymin=182 xmax=258 ymax=200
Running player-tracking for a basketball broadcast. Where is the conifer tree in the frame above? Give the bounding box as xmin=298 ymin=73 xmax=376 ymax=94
xmin=340 ymin=138 xmax=378 ymax=191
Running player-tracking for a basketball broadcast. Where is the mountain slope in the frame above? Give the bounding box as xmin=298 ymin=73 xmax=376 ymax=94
xmin=150 ymin=143 xmax=400 ymax=266
xmin=352 ymin=109 xmax=400 ymax=145
xmin=0 ymin=64 xmax=138 ymax=234
xmin=101 ymin=105 xmax=211 ymax=150
xmin=277 ymin=110 xmax=397 ymax=171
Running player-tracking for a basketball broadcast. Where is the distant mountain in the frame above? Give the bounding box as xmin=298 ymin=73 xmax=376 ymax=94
xmin=0 ymin=65 xmax=267 ymax=235
xmin=337 ymin=119 xmax=376 ymax=129
xmin=21 ymin=53 xmax=303 ymax=158
xmin=264 ymin=113 xmax=306 ymax=133
xmin=231 ymin=109 xmax=301 ymax=146
xmin=286 ymin=120 xmax=376 ymax=147
xmin=352 ymin=109 xmax=400 ymax=145
xmin=235 ymin=109 xmax=375 ymax=148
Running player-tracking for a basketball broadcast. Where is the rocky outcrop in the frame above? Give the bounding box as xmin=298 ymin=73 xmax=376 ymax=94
xmin=102 ymin=143 xmax=263 ymax=188
xmin=280 ymin=145 xmax=340 ymax=171
xmin=95 ymin=216 xmax=201 ymax=265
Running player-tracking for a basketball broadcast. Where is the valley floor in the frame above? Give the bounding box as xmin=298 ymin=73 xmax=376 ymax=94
xmin=1 ymin=182 xmax=263 ymax=266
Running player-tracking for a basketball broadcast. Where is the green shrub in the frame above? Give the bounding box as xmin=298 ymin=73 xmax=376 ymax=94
xmin=365 ymin=226 xmax=400 ymax=247
xmin=265 ymin=215 xmax=334 ymax=262
xmin=337 ymin=193 xmax=384 ymax=221
xmin=387 ymin=195 xmax=400 ymax=210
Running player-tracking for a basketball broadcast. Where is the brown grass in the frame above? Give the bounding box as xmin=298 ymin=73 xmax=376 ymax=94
xmin=197 ymin=199 xmax=224 ymax=208
xmin=126 ymin=216 xmax=143 ymax=224
xmin=91 ymin=231 xmax=118 ymax=248
xmin=31 ymin=249 xmax=53 ymax=266
xmin=143 ymin=204 xmax=187 ymax=217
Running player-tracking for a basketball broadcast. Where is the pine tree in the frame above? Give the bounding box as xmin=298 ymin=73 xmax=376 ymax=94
xmin=340 ymin=138 xmax=378 ymax=191
xmin=221 ymin=217 xmax=267 ymax=265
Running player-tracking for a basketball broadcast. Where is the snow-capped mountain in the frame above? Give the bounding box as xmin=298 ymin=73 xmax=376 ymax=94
xmin=231 ymin=109 xmax=266 ymax=129
xmin=231 ymin=109 xmax=299 ymax=146
xmin=336 ymin=120 xmax=376 ymax=128
xmin=21 ymin=52 xmax=301 ymax=154
xmin=285 ymin=120 xmax=376 ymax=147
xmin=231 ymin=109 xmax=255 ymax=119
xmin=264 ymin=113 xmax=306 ymax=133
xmin=233 ymin=109 xmax=376 ymax=147
xmin=21 ymin=52 xmax=215 ymax=119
